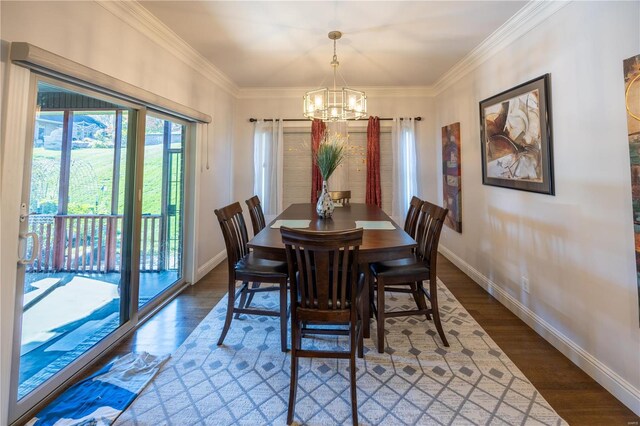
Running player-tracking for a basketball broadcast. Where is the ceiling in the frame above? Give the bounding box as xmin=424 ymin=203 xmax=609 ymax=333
xmin=140 ymin=1 xmax=526 ymax=88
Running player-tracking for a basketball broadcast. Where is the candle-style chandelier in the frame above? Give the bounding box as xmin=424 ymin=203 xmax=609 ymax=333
xmin=303 ymin=31 xmax=367 ymax=122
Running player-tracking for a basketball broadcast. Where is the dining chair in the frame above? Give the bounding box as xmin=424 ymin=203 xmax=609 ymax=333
xmin=316 ymin=189 xmax=351 ymax=205
xmin=404 ymin=196 xmax=424 ymax=238
xmin=370 ymin=201 xmax=449 ymax=352
xmin=280 ymin=227 xmax=364 ymax=426
xmin=214 ymin=202 xmax=289 ymax=352
xmin=245 ymin=195 xmax=266 ymax=236
xmin=330 ymin=190 xmax=351 ymax=205
xmin=242 ymin=195 xmax=268 ymax=315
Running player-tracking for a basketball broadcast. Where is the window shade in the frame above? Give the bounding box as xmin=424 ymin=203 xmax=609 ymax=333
xmin=10 ymin=42 xmax=211 ymax=124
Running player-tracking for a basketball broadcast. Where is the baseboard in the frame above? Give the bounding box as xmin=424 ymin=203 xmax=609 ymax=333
xmin=439 ymin=245 xmax=640 ymax=416
xmin=195 ymin=250 xmax=227 ymax=283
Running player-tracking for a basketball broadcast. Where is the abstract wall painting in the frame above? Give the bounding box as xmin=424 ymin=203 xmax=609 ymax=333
xmin=479 ymin=74 xmax=554 ymax=195
xmin=442 ymin=122 xmax=462 ymax=233
xmin=623 ymin=54 xmax=640 ymax=324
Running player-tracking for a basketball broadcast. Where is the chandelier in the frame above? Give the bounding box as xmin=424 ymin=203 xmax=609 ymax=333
xmin=303 ymin=31 xmax=367 ymax=121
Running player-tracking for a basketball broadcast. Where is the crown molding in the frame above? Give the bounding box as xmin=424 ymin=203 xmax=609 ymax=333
xmin=237 ymin=85 xmax=436 ymax=100
xmin=96 ymin=0 xmax=569 ymax=101
xmin=96 ymin=0 xmax=240 ymax=97
xmin=432 ymin=0 xmax=572 ymax=96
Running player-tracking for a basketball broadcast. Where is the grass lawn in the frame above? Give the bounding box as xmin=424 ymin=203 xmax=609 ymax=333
xmin=31 ymin=145 xmax=165 ymax=215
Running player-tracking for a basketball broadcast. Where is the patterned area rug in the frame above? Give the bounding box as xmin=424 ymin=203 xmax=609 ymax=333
xmin=116 ymin=280 xmax=566 ymax=425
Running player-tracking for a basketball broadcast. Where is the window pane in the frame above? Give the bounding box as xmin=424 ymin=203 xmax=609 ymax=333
xmin=30 ymin=111 xmax=62 ymax=214
xmin=18 ymin=81 xmax=133 ymax=400
xmin=67 ymin=112 xmax=117 ymax=215
xmin=138 ymin=115 xmax=185 ymax=308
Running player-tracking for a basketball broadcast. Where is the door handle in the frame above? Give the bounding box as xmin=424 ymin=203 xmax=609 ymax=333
xmin=18 ymin=232 xmax=40 ymax=265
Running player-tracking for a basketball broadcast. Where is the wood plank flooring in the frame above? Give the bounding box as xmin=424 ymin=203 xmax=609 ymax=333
xmin=437 ymin=256 xmax=638 ymax=425
xmin=34 ymin=256 xmax=638 ymax=425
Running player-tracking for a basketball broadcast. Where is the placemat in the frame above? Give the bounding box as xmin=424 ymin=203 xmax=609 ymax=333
xmin=270 ymin=220 xmax=311 ymax=229
xmin=355 ymin=220 xmax=397 ymax=230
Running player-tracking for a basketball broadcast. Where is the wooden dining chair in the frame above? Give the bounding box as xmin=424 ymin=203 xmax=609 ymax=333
xmin=316 ymin=189 xmax=351 ymax=205
xmin=330 ymin=190 xmax=351 ymax=205
xmin=241 ymin=195 xmax=269 ymax=315
xmin=370 ymin=201 xmax=449 ymax=352
xmin=280 ymin=227 xmax=364 ymax=426
xmin=245 ymin=195 xmax=266 ymax=236
xmin=404 ymin=196 xmax=424 ymax=238
xmin=214 ymin=202 xmax=289 ymax=352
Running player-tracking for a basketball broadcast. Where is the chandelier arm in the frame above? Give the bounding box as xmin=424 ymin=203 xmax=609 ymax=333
xmin=335 ymin=67 xmax=349 ymax=88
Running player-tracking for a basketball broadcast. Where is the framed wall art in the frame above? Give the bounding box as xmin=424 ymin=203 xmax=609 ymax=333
xmin=623 ymin=54 xmax=640 ymax=324
xmin=479 ymin=74 xmax=554 ymax=195
xmin=442 ymin=122 xmax=462 ymax=233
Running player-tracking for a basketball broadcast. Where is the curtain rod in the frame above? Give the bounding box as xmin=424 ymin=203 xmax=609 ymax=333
xmin=248 ymin=117 xmax=421 ymax=123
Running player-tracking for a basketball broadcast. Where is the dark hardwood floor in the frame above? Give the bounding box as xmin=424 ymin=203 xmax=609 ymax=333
xmin=438 ymin=256 xmax=638 ymax=425
xmin=45 ymin=256 xmax=638 ymax=425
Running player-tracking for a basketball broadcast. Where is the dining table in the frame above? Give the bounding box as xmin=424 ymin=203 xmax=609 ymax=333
xmin=247 ymin=202 xmax=417 ymax=338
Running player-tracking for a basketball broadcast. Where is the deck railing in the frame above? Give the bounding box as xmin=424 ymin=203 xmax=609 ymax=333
xmin=27 ymin=214 xmax=164 ymax=273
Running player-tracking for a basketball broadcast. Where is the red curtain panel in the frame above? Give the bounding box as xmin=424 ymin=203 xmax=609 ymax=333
xmin=366 ymin=116 xmax=382 ymax=207
xmin=311 ymin=119 xmax=326 ymax=203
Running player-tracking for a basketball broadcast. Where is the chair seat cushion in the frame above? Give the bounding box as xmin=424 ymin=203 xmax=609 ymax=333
xmin=370 ymin=256 xmax=429 ymax=278
xmin=235 ymin=253 xmax=288 ymax=278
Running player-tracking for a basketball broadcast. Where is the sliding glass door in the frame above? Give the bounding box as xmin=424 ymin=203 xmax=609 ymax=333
xmin=138 ymin=114 xmax=187 ymax=310
xmin=11 ymin=77 xmax=140 ymax=419
xmin=9 ymin=76 xmax=191 ymax=423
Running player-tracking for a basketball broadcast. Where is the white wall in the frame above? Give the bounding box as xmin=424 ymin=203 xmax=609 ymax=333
xmin=434 ymin=1 xmax=640 ymax=414
xmin=0 ymin=1 xmax=235 ymax=423
xmin=234 ymin=93 xmax=437 ymax=216
xmin=1 ymin=0 xmax=638 ymax=422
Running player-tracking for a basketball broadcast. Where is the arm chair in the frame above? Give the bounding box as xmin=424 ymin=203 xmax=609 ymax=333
xmin=370 ymin=201 xmax=449 ymax=353
xmin=214 ymin=202 xmax=289 ymax=352
xmin=280 ymin=227 xmax=364 ymax=426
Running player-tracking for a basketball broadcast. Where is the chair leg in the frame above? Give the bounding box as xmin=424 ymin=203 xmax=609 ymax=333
xmin=357 ymin=297 xmax=364 ymax=359
xmin=245 ymin=282 xmax=260 ymax=309
xmin=413 ymin=281 xmax=431 ymax=321
xmin=287 ymin=325 xmax=299 ymax=425
xmin=349 ymin=351 xmax=359 ymax=426
xmin=376 ymin=278 xmax=385 ymax=353
xmin=362 ymin=266 xmax=371 ymax=339
xmin=429 ymin=278 xmax=449 ymax=347
xmin=217 ymin=279 xmax=236 ymax=346
xmin=279 ymin=281 xmax=288 ymax=352
xmin=234 ymin=285 xmax=249 ymax=319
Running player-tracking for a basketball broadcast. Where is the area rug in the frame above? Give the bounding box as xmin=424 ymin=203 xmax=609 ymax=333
xmin=116 ymin=280 xmax=567 ymax=425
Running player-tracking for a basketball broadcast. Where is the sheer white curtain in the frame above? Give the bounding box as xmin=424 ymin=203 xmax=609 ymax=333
xmin=391 ymin=118 xmax=417 ymax=224
xmin=253 ymin=119 xmax=283 ymax=220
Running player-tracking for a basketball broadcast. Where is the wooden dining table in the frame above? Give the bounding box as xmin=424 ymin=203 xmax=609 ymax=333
xmin=248 ymin=202 xmax=417 ymax=338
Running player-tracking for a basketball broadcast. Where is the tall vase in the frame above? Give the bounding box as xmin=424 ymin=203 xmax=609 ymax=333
xmin=316 ymin=180 xmax=335 ymax=219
